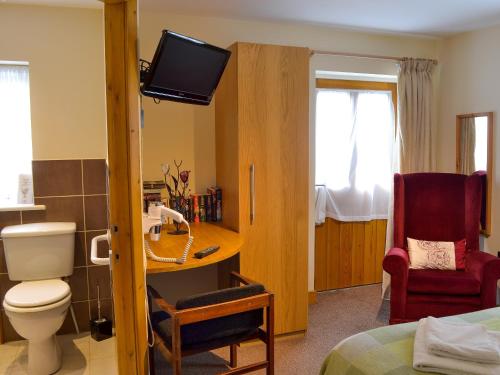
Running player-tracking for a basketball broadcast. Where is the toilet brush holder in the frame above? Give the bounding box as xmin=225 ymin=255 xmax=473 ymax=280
xmin=90 ymin=318 xmax=112 ymax=342
xmin=90 ymin=285 xmax=113 ymax=342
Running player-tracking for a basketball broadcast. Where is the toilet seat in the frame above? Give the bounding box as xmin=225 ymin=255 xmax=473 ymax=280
xmin=3 ymin=279 xmax=71 ymax=313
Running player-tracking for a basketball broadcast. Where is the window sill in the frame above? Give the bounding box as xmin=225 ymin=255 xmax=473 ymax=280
xmin=0 ymin=204 xmax=46 ymax=212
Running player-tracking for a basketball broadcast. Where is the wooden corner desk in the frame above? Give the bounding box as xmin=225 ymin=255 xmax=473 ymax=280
xmin=145 ymin=222 xmax=243 ymax=278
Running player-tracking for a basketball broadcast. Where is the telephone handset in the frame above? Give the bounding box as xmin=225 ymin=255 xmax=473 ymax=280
xmin=142 ymin=207 xmax=194 ymax=264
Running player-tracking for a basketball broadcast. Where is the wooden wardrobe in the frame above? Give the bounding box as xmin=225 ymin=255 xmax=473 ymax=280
xmin=215 ymin=42 xmax=310 ymax=334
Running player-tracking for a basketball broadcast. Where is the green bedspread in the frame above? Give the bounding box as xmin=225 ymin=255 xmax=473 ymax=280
xmin=320 ymin=307 xmax=500 ymax=375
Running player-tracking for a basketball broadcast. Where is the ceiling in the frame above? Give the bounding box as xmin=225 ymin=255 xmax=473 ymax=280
xmin=2 ymin=0 xmax=100 ymax=9
xmin=5 ymin=0 xmax=500 ymax=36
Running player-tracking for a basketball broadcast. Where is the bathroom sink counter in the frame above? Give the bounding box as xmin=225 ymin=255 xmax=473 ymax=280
xmin=145 ymin=222 xmax=243 ymax=274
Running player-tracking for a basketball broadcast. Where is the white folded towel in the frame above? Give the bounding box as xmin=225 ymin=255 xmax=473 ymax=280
xmin=413 ymin=318 xmax=500 ymax=375
xmin=426 ymin=316 xmax=500 ymax=364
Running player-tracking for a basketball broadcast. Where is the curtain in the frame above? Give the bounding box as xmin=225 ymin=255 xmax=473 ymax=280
xmin=0 ymin=64 xmax=33 ymax=206
xmin=382 ymin=58 xmax=436 ymax=297
xmin=459 ymin=117 xmax=476 ymax=175
xmin=397 ymin=58 xmax=436 ymax=174
xmin=315 ymin=89 xmax=395 ymax=222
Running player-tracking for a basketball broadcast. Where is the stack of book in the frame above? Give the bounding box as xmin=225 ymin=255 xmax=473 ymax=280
xmin=143 ymin=181 xmax=223 ymax=223
xmin=143 ymin=180 xmax=164 ymax=212
xmin=184 ymin=187 xmax=222 ymax=223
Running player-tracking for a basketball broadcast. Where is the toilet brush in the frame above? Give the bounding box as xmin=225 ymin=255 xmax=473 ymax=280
xmin=90 ymin=284 xmax=113 ymax=341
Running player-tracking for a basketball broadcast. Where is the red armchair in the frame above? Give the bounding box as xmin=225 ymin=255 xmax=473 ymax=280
xmin=383 ymin=173 xmax=500 ymax=324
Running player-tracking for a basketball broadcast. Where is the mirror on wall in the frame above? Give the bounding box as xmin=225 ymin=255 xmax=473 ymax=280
xmin=456 ymin=112 xmax=493 ymax=236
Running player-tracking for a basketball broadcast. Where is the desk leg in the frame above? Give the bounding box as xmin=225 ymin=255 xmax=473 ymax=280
xmin=217 ymin=253 xmax=240 ymax=289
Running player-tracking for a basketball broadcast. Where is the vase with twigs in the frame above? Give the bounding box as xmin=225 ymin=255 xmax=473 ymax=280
xmin=161 ymin=160 xmax=191 ymax=235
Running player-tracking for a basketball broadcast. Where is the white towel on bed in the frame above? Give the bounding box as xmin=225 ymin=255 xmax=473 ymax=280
xmin=413 ymin=318 xmax=500 ymax=375
xmin=425 ymin=316 xmax=500 ymax=364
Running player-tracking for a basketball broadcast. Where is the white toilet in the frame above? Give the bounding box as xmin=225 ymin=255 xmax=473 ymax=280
xmin=1 ymin=222 xmax=76 ymax=375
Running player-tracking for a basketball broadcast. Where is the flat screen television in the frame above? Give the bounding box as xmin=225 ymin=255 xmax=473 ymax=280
xmin=140 ymin=30 xmax=231 ymax=105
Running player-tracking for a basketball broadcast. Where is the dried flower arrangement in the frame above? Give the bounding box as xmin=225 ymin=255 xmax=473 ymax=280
xmin=161 ymin=160 xmax=191 ymax=233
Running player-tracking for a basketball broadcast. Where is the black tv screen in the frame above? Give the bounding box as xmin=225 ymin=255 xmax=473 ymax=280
xmin=141 ymin=31 xmax=231 ymax=105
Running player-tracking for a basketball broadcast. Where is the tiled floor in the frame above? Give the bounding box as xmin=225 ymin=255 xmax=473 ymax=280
xmin=0 ymin=332 xmax=117 ymax=375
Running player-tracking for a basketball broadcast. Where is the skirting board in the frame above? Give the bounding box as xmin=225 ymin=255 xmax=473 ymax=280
xmin=308 ymin=291 xmax=318 ymax=305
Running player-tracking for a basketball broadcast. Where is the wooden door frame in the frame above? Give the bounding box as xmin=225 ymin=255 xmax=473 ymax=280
xmin=102 ymin=1 xmax=148 ymax=373
xmin=314 ymin=78 xmax=397 ymax=292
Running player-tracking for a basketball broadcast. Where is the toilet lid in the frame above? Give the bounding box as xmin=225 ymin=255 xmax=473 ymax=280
xmin=4 ymin=279 xmax=71 ymax=308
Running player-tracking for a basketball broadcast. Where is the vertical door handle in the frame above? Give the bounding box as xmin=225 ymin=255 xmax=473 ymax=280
xmin=250 ymin=163 xmax=255 ymax=224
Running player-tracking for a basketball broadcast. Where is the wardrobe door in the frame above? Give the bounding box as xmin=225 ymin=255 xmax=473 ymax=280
xmin=238 ymin=43 xmax=309 ymax=334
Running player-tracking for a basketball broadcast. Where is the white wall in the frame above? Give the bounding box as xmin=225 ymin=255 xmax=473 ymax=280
xmin=139 ymin=10 xmax=439 ymax=290
xmin=0 ymin=4 xmax=106 ymax=160
xmin=437 ymin=25 xmax=500 ymax=254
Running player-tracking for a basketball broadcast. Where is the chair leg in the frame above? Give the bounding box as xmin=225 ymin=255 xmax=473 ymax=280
xmin=172 ymin=318 xmax=182 ymax=375
xmin=266 ymin=295 xmax=275 ymax=375
xmin=148 ymin=345 xmax=156 ymax=375
xmin=172 ymin=357 xmax=181 ymax=375
xmin=229 ymin=344 xmax=238 ymax=368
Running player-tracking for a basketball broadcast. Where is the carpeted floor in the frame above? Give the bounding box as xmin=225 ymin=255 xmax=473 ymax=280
xmin=154 ymin=284 xmax=389 ymax=374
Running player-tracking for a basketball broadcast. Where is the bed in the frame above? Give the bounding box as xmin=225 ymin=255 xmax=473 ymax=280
xmin=320 ymin=307 xmax=500 ymax=375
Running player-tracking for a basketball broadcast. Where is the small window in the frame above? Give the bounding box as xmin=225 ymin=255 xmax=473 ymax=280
xmin=0 ymin=62 xmax=33 ymax=206
xmin=315 ymin=79 xmax=397 ymax=221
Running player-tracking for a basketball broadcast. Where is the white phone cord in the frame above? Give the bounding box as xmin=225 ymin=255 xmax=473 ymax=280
xmin=146 ymin=219 xmax=193 ymax=347
xmin=144 ymin=219 xmax=193 ymax=264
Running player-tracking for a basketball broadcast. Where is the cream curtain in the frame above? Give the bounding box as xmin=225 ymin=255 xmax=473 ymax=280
xmin=459 ymin=117 xmax=476 ymax=175
xmin=382 ymin=58 xmax=437 ymax=297
xmin=398 ymin=58 xmax=437 ymax=173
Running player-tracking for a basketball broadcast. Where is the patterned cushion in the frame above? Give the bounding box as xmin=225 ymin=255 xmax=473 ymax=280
xmin=408 ymin=238 xmax=466 ymax=270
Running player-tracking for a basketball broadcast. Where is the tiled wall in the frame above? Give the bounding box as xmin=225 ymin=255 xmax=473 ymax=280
xmin=0 ymin=159 xmax=112 ymax=342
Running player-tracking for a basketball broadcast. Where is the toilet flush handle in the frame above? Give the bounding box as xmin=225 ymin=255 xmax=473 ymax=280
xmin=90 ymin=231 xmax=111 ymax=266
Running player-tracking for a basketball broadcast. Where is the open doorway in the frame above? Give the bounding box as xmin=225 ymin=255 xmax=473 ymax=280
xmin=314 ymin=77 xmax=397 ymax=291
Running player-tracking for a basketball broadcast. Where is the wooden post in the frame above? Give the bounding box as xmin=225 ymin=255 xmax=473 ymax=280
xmin=102 ymin=0 xmax=148 ymax=373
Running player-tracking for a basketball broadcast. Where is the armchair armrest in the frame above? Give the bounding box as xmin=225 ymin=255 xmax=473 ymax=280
xmin=176 ymin=293 xmax=271 ymax=325
xmin=383 ymin=247 xmax=410 ymax=275
xmin=230 ymin=271 xmax=257 ymax=286
xmin=466 ymin=251 xmax=500 ymax=307
xmin=230 ymin=272 xmax=274 ymax=294
xmin=147 ymin=285 xmax=177 ymax=316
xmin=382 ymin=248 xmax=410 ymax=323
